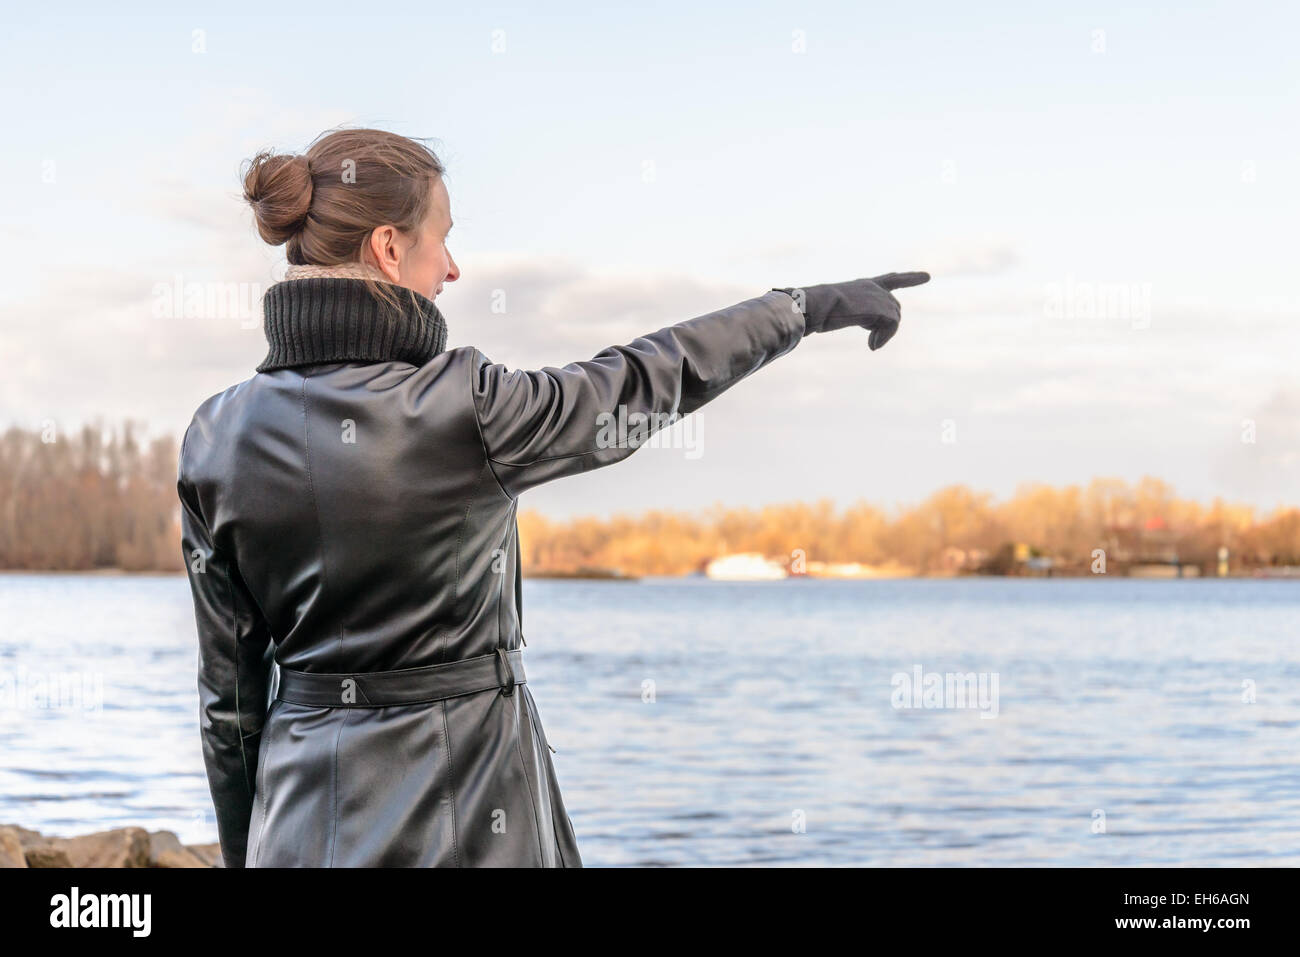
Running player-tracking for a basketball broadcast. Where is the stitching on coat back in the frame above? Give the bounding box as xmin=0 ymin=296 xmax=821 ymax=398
xmin=508 ymin=696 xmax=547 ymax=865
xmin=250 ymin=698 xmax=280 ymax=867
xmin=446 ymin=461 xmax=487 ymax=664
xmin=327 ymin=708 xmax=354 ymax=867
xmin=440 ymin=700 xmax=462 ymax=868
xmin=299 ymin=374 xmax=344 ymax=659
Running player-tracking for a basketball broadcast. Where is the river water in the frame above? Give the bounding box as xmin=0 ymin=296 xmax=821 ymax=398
xmin=2 ymin=574 xmax=1297 ymax=865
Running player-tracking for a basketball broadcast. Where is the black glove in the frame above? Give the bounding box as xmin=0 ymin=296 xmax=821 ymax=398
xmin=773 ymin=271 xmax=930 ymax=350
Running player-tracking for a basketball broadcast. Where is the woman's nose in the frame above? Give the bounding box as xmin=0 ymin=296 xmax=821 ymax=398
xmin=445 ymin=251 xmax=460 ymax=283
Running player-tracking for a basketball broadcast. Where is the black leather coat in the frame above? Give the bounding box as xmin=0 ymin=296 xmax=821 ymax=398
xmin=177 ymin=276 xmax=804 ymax=866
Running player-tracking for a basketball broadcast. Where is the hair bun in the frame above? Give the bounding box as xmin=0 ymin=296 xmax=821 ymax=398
xmin=242 ymin=151 xmax=313 ymax=246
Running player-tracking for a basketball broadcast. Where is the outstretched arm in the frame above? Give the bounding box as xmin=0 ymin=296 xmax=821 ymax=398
xmin=469 ymin=289 xmax=802 ymax=498
xmin=467 ymin=272 xmax=928 ymax=498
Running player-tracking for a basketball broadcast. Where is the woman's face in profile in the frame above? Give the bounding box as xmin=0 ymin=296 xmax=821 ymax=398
xmin=402 ymin=175 xmax=460 ymax=300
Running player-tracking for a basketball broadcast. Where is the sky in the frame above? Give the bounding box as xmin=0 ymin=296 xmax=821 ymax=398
xmin=2 ymin=1 xmax=1298 ymax=519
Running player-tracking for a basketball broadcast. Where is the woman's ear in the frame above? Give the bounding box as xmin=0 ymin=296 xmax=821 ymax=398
xmin=365 ymin=225 xmax=403 ymax=284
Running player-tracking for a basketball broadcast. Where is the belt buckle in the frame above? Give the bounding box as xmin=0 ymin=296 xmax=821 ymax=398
xmin=495 ymin=647 xmax=515 ymax=697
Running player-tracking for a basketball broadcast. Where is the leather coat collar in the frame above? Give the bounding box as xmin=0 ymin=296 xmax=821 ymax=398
xmin=256 ymin=277 xmax=448 ymax=372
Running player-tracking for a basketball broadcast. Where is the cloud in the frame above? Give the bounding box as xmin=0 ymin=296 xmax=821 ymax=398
xmin=1211 ymin=388 xmax=1300 ymax=507
xmin=905 ymin=237 xmax=1018 ymax=277
xmin=438 ymin=254 xmax=770 ymax=365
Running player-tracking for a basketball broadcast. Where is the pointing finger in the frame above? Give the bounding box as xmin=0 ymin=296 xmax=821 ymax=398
xmin=874 ymin=271 xmax=931 ymax=290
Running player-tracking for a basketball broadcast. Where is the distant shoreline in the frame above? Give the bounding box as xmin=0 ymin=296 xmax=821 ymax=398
xmin=2 ymin=568 xmax=1297 ymax=581
xmin=0 ymin=568 xmax=182 ymax=576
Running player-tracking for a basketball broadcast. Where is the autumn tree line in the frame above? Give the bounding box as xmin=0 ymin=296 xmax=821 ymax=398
xmin=0 ymin=423 xmax=181 ymax=571
xmin=517 ymin=480 xmax=1300 ymax=577
xmin=2 ymin=422 xmax=1298 ymax=575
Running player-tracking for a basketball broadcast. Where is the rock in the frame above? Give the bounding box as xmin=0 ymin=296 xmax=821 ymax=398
xmin=0 ymin=823 xmax=47 ymax=848
xmin=0 ymin=824 xmax=72 ymax=867
xmin=0 ymin=823 xmax=219 ymax=867
xmin=57 ymin=827 xmax=151 ymax=868
xmin=0 ymin=828 xmax=27 ymax=868
xmin=185 ymin=843 xmax=224 ymax=868
xmin=156 ymin=848 xmax=209 ymax=868
xmin=147 ymin=830 xmax=208 ymax=868
xmin=24 ymin=844 xmax=72 ymax=868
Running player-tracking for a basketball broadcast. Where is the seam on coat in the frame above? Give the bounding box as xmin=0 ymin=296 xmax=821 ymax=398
xmin=495 ymin=559 xmax=504 ymax=652
xmin=509 ymin=696 xmax=547 ymax=865
xmin=328 ymin=708 xmax=353 ymax=867
xmin=525 ymin=693 xmax=569 ymax=868
xmin=440 ymin=700 xmax=462 ymax=868
xmin=495 ymin=501 xmax=514 ymax=652
xmin=221 ymin=557 xmax=255 ymax=802
xmin=445 ymin=461 xmax=486 ymax=663
xmin=464 ymin=350 xmax=515 ymax=501
xmin=210 ymin=545 xmax=258 ymax=810
xmin=250 ymin=698 xmax=279 ymax=867
xmin=217 ymin=559 xmax=248 ymax=872
xmin=488 ymin=444 xmax=617 ymax=468
xmin=300 ymin=375 xmax=343 ymax=659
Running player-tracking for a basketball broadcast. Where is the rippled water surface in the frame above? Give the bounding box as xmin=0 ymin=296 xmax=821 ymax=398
xmin=2 ymin=574 xmax=1298 ymax=865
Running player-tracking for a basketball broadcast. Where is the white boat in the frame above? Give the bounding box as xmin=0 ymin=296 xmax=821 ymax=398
xmin=704 ymin=553 xmax=788 ymax=580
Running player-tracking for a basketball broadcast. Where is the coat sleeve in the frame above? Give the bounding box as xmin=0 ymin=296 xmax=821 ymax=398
xmin=468 ymin=288 xmax=805 ymax=497
xmin=177 ymin=436 xmax=276 ymax=869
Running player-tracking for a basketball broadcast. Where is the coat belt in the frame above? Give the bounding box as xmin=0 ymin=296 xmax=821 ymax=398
xmin=276 ymin=648 xmax=525 ymax=708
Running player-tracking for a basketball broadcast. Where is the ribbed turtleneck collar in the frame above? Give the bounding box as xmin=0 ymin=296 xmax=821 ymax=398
xmin=256 ymin=277 xmax=448 ymax=373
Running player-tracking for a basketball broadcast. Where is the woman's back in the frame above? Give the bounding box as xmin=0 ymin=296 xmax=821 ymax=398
xmin=182 ymin=347 xmax=511 ymax=675
xmin=179 ymin=275 xmax=583 ymax=867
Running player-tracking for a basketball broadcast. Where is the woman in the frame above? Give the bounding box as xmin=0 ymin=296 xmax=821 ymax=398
xmin=178 ymin=127 xmax=928 ymax=867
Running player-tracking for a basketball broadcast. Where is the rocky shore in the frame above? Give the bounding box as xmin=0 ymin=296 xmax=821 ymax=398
xmin=0 ymin=825 xmax=222 ymax=868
